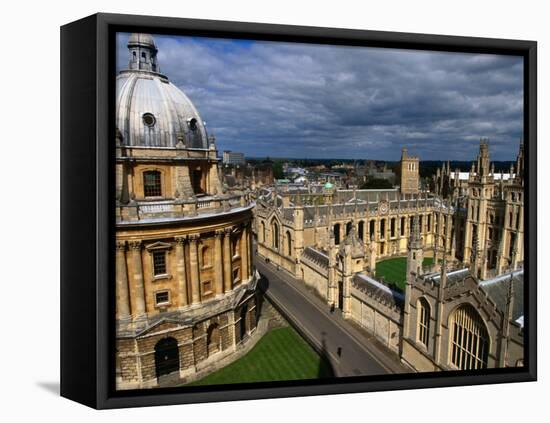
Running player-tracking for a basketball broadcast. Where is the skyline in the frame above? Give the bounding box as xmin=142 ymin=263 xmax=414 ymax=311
xmin=116 ymin=33 xmax=524 ymax=161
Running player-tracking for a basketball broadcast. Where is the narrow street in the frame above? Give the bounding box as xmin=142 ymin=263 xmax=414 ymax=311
xmin=255 ymin=258 xmax=408 ymax=377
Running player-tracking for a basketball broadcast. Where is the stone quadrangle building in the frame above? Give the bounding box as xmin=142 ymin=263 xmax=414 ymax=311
xmin=255 ymin=139 xmax=525 ymax=370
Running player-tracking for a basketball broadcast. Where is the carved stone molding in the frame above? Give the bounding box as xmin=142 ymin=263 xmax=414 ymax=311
xmin=174 ymin=235 xmax=188 ymax=244
xmin=188 ymin=233 xmax=200 ymax=242
xmin=128 ymin=240 xmax=142 ymax=250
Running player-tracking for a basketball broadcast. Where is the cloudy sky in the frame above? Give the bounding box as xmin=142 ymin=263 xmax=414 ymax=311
xmin=117 ymin=33 xmax=523 ymax=161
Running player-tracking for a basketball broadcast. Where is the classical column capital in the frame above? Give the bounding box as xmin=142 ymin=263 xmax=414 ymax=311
xmin=215 ymin=228 xmax=225 ymax=237
xmin=188 ymin=233 xmax=200 ymax=242
xmin=116 ymin=240 xmax=127 ymax=251
xmin=129 ymin=240 xmax=142 ymax=250
xmin=174 ymin=235 xmax=188 ymax=244
xmin=224 ymin=227 xmax=233 ymax=235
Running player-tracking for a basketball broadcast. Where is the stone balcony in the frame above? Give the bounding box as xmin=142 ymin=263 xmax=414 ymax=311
xmin=116 ymin=193 xmax=255 ymax=225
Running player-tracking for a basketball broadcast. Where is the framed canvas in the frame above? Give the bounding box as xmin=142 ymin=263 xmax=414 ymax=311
xmin=60 ymin=13 xmax=537 ymax=409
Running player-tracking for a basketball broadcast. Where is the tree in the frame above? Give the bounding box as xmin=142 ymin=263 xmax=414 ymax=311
xmin=272 ymin=161 xmax=284 ymax=179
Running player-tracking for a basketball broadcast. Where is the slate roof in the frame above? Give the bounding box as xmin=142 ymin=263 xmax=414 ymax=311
xmin=301 ymin=247 xmax=329 ymax=268
xmin=479 ymin=269 xmax=524 ymax=322
xmin=352 ymin=273 xmax=405 ymax=306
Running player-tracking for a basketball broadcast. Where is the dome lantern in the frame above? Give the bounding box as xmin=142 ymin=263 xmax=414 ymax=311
xmin=127 ymin=33 xmax=160 ymax=73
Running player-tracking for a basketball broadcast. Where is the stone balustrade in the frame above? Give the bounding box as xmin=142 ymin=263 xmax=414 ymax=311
xmin=116 ymin=194 xmax=252 ymax=223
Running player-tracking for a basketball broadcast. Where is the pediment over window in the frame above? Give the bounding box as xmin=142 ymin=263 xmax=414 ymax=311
xmin=145 ymin=241 xmax=173 ymax=251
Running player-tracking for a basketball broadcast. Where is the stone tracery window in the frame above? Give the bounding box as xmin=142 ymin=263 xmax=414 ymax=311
xmin=417 ymin=298 xmax=430 ymax=347
xmin=272 ymin=221 xmax=279 ymax=250
xmin=449 ymin=305 xmax=489 ymax=370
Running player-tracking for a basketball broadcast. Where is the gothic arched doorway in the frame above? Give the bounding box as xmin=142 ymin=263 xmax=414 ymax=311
xmin=154 ymin=337 xmax=179 ymax=379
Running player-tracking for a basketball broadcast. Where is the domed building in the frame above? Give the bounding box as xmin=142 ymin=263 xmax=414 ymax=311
xmin=115 ymin=34 xmax=259 ymax=390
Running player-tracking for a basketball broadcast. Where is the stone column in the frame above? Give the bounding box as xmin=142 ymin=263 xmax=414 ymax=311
xmin=115 ymin=241 xmax=130 ymax=319
xmin=248 ymin=223 xmax=254 ymax=277
xmin=174 ymin=236 xmax=189 ymax=307
xmin=241 ymin=224 xmax=249 ymax=282
xmin=223 ymin=228 xmax=233 ymax=292
xmin=129 ymin=241 xmax=146 ymax=317
xmin=342 ymin=245 xmax=352 ymax=319
xmin=188 ymin=234 xmax=201 ymax=304
xmin=214 ymin=229 xmax=224 ymax=294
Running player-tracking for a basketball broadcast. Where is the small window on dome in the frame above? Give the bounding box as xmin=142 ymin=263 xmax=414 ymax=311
xmin=143 ymin=113 xmax=156 ymax=127
xmin=188 ymin=118 xmax=198 ymax=131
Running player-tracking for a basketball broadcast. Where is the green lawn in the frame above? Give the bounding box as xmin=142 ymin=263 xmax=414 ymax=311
xmin=187 ymin=327 xmax=334 ymax=386
xmin=375 ymin=256 xmax=433 ymax=290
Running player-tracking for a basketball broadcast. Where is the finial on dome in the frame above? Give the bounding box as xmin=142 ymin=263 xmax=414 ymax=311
xmin=127 ymin=33 xmax=160 ymax=73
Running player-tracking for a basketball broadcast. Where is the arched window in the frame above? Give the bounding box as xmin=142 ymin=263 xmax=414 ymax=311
xmin=358 ymin=221 xmax=365 ymax=241
xmin=272 ymin=220 xmax=279 ymax=250
xmin=390 ymin=218 xmax=396 ymax=238
xmin=207 ymin=323 xmax=220 ymax=356
xmin=379 ymin=219 xmax=385 ymax=239
xmin=417 ymin=298 xmax=430 ymax=347
xmin=369 ymin=220 xmax=375 ymax=239
xmin=449 ymin=305 xmax=489 ymax=370
xmin=346 ymin=221 xmax=352 ymax=236
xmin=201 ymin=246 xmax=212 ymax=268
xmin=401 ymin=217 xmax=406 ymax=236
xmin=143 ymin=170 xmax=162 ymax=197
xmin=333 ymin=223 xmax=341 ymax=245
xmin=261 ymin=221 xmax=266 ymax=243
xmin=286 ymin=231 xmax=292 ymax=256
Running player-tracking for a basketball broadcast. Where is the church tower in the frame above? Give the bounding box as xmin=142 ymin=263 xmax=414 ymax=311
xmin=400 ymin=147 xmax=420 ymax=194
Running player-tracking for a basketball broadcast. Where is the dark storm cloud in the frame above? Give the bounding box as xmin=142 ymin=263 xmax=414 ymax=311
xmin=116 ymin=33 xmax=523 ymax=160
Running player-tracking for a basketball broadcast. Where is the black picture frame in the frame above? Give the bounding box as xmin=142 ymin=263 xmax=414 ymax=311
xmin=60 ymin=12 xmax=537 ymax=409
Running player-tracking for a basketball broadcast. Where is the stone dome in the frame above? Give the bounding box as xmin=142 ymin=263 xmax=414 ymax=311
xmin=116 ymin=33 xmax=209 ymax=149
xmin=127 ymin=33 xmax=157 ymax=50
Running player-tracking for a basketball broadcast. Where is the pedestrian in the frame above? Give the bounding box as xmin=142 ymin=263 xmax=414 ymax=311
xmin=330 ymin=303 xmax=335 ymax=314
xmin=337 ymin=347 xmax=342 ymax=357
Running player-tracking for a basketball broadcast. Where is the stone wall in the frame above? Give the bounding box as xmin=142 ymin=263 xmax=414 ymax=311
xmin=299 ymin=259 xmax=329 ymax=301
xmin=349 ymin=288 xmax=403 ymax=354
xmin=116 ymin=293 xmax=259 ymax=390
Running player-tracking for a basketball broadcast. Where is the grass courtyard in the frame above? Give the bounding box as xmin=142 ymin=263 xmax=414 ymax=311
xmin=375 ymin=256 xmax=434 ymax=290
xmin=187 ymin=326 xmax=334 ymax=386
